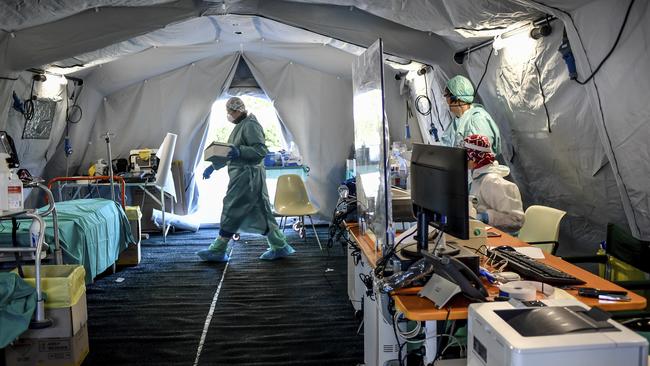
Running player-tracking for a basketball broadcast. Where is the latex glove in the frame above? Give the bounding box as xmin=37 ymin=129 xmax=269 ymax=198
xmin=227 ymin=145 xmax=241 ymax=160
xmin=203 ymin=165 xmax=215 ymax=179
xmin=477 ymin=211 xmax=489 ymax=224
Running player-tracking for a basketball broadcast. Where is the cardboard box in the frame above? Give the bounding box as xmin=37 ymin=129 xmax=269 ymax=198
xmin=204 ymin=142 xmax=230 ymax=170
xmin=5 ymin=323 xmax=89 ymax=366
xmin=20 ymin=293 xmax=87 ymax=339
xmin=118 ymin=206 xmax=142 ymax=266
xmin=13 ymin=265 xmax=85 ymax=309
xmin=117 ymin=242 xmax=141 ymax=266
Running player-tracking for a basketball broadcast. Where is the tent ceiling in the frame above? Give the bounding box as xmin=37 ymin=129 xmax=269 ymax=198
xmin=51 ymin=15 xmax=364 ymax=73
xmin=53 ymin=15 xmax=371 ymax=95
xmin=0 ymin=0 xmax=176 ymax=31
xmin=1 ymin=0 xmax=596 ymax=74
xmin=0 ymin=2 xmax=200 ymax=72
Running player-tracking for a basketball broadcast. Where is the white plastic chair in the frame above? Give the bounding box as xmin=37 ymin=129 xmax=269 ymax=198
xmin=517 ymin=205 xmax=566 ymax=255
xmin=274 ymin=174 xmax=322 ymax=250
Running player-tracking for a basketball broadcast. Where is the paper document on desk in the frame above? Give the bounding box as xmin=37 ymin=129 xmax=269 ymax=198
xmin=514 ymin=247 xmax=545 ymax=259
xmin=487 ymin=245 xmax=545 ymax=259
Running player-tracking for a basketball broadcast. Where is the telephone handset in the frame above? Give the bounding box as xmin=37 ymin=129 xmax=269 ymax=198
xmin=421 ymin=251 xmax=488 ymax=301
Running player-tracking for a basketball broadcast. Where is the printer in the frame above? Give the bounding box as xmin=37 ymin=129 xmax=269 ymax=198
xmin=468 ymin=299 xmax=648 ymax=366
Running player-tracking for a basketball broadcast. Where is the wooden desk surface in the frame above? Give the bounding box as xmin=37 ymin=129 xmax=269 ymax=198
xmin=346 ymin=223 xmax=647 ymax=321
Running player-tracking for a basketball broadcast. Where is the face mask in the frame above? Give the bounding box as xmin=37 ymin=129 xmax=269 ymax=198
xmin=227 ymin=114 xmax=235 ymax=123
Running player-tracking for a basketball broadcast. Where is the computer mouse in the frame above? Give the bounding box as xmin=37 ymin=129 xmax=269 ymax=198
xmin=495 ymin=245 xmax=516 ymax=251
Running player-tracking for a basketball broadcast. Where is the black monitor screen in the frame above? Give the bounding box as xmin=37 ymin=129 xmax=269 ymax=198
xmin=410 ymin=143 xmax=468 ymax=240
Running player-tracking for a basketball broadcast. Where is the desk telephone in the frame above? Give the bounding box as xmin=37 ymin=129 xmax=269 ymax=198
xmin=422 ymin=251 xmax=488 ymax=302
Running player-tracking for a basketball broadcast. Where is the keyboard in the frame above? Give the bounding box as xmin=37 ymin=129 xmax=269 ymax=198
xmin=490 ymin=248 xmax=586 ymax=286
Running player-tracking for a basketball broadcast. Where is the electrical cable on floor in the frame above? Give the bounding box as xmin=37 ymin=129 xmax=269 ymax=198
xmin=534 ymin=61 xmax=552 ymax=133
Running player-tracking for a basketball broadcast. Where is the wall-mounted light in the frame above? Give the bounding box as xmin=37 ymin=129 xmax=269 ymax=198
xmin=453 ymin=15 xmax=557 ymax=64
xmin=530 ymin=24 xmax=552 ymax=40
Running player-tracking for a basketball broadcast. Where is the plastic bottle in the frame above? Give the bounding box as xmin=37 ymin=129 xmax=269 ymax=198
xmin=597 ymin=240 xmax=607 ymax=277
xmin=30 ymin=219 xmax=41 ymax=248
xmin=7 ymin=171 xmax=23 ymax=210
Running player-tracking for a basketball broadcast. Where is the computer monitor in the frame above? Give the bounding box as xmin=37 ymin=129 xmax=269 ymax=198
xmin=410 ymin=143 xmax=469 ymax=254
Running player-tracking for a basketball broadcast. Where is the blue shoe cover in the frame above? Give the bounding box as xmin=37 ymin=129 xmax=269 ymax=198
xmin=259 ymin=245 xmax=296 ymax=260
xmin=197 ymin=249 xmax=229 ymax=262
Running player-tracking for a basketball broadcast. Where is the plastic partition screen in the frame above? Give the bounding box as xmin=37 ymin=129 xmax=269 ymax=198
xmin=353 ymin=39 xmax=392 ymax=252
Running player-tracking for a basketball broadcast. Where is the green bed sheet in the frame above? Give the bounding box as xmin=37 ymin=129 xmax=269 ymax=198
xmin=0 ymin=272 xmax=36 ymax=348
xmin=0 ymin=199 xmax=134 ymax=283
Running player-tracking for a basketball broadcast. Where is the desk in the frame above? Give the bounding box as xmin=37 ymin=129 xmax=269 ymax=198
xmin=347 ymin=223 xmax=648 ymax=364
xmin=347 ymin=223 xmax=647 ymax=321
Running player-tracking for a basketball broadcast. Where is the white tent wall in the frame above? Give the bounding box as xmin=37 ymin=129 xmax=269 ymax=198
xmin=42 ymin=85 xmax=105 ymax=181
xmin=244 ymin=53 xmax=354 ymax=218
xmin=459 ymin=22 xmax=629 ymax=253
xmin=383 ymin=66 xmax=424 ymax=147
xmin=563 ymin=0 xmax=650 ymax=241
xmin=73 ymin=54 xmax=239 ymax=213
xmin=505 ymin=0 xmax=650 ymax=242
xmin=0 ymin=72 xmax=68 ymax=206
xmin=405 ymin=66 xmax=455 ymax=146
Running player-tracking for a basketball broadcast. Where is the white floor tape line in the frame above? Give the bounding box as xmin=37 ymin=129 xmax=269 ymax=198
xmin=193 ymin=247 xmax=233 ymax=366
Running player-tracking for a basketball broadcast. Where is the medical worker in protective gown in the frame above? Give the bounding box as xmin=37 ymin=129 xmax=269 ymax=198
xmin=197 ymin=97 xmax=295 ymax=262
xmin=465 ymin=134 xmax=524 ymax=233
xmin=441 ymin=75 xmax=502 ymax=157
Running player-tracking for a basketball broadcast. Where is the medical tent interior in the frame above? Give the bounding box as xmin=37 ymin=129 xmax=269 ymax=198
xmin=1 ymin=0 xmax=650 ymax=365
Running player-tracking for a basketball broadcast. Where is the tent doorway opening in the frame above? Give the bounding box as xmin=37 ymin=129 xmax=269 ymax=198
xmin=193 ymin=94 xmax=289 ymax=225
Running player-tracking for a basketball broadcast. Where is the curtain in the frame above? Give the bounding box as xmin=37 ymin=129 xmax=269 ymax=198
xmin=244 ymin=53 xmax=354 ymax=218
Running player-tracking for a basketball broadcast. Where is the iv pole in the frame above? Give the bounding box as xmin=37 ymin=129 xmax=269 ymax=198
xmin=103 ymin=132 xmax=116 ymax=202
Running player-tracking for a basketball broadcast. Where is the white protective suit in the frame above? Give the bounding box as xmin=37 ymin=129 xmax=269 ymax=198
xmin=469 ymin=161 xmax=524 ymax=232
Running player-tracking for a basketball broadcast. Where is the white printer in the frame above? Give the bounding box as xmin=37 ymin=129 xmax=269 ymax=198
xmin=468 ymin=299 xmax=648 ymax=366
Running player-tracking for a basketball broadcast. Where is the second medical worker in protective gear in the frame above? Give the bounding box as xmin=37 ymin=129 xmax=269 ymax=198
xmin=465 ymin=134 xmax=524 ymax=232
xmin=197 ymin=97 xmax=296 ymax=262
xmin=441 ymin=75 xmax=502 ymax=157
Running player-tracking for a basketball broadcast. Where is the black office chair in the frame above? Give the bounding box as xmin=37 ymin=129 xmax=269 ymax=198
xmin=563 ymin=224 xmax=650 ymax=334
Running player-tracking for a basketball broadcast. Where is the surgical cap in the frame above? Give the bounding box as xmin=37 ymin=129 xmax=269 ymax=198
xmin=464 ymin=134 xmax=495 ymax=168
xmin=446 ymin=75 xmax=475 ymax=104
xmin=226 ymin=97 xmax=246 ymax=112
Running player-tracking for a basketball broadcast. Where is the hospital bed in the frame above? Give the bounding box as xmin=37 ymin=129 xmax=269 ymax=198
xmin=0 ymin=179 xmax=134 ymax=284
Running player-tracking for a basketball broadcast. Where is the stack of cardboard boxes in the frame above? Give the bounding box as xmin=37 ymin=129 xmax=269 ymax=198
xmin=5 ymin=265 xmax=89 ymax=366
